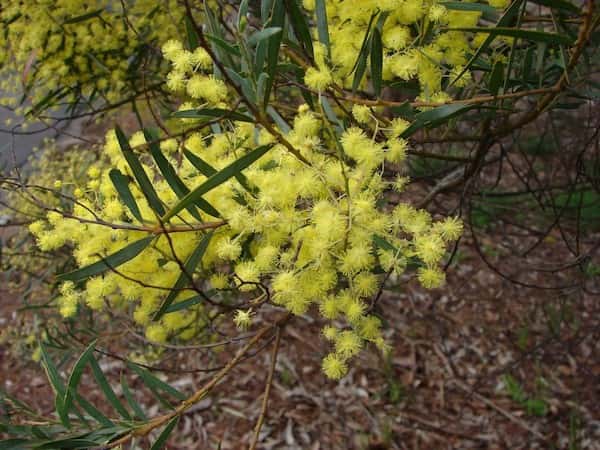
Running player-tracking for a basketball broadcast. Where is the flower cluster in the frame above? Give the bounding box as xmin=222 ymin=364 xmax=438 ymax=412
xmin=29 ymin=33 xmax=464 ymax=379
xmin=302 ymin=0 xmax=510 ymax=101
xmin=0 ymin=0 xmax=183 ymax=110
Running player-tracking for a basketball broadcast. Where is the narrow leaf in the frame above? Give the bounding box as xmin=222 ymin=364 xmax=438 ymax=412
xmin=88 ymin=357 xmax=131 ymax=420
xmin=121 ymin=375 xmax=146 ymax=420
xmin=248 ymin=27 xmax=282 ymax=47
xmin=172 ymin=108 xmax=253 ymax=122
xmin=400 ymin=104 xmax=473 ymax=138
xmin=73 ymin=393 xmax=113 ymax=427
xmin=450 ymin=27 xmax=574 ymax=46
xmin=315 ymin=0 xmax=330 ymax=58
xmin=149 ymin=416 xmax=179 ymax=450
xmin=267 ymin=106 xmax=292 ymax=133
xmin=441 ymin=2 xmax=499 ymax=21
xmin=205 ymin=34 xmax=242 ymax=57
xmin=184 ymin=149 xmax=256 ymax=200
xmin=264 ymin=0 xmax=285 ymax=108
xmin=144 ymin=129 xmax=219 ymax=219
xmin=39 ymin=343 xmax=69 ymax=428
xmin=370 ymin=28 xmax=383 ymax=97
xmin=115 ymin=127 xmax=165 ymax=216
xmin=185 ymin=16 xmax=200 ymax=50
xmin=109 ymin=169 xmax=143 ymax=222
xmin=152 ymin=233 xmax=213 ymax=321
xmin=63 ymin=341 xmax=97 ymax=419
xmin=58 ymin=236 xmax=154 ymax=282
xmin=162 ymin=145 xmax=273 ymax=221
xmin=164 ymin=294 xmax=204 ymax=314
xmin=489 ymin=61 xmax=504 ymax=96
xmin=351 ymin=13 xmax=378 ymax=93
xmin=238 ymin=0 xmax=249 ymax=31
xmin=286 ymin=0 xmax=314 ymax=58
xmin=128 ymin=363 xmax=186 ymax=401
xmin=451 ymin=0 xmax=524 ymax=85
xmin=63 ymin=8 xmax=104 ymax=24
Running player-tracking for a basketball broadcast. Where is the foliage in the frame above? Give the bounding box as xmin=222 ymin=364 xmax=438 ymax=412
xmin=0 ymin=0 xmax=597 ymax=447
xmin=0 ymin=1 xmax=183 ymax=115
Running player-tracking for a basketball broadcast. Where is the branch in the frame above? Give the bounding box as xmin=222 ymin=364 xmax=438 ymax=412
xmin=249 ymin=326 xmax=282 ymax=450
xmin=101 ymin=315 xmax=290 ymax=449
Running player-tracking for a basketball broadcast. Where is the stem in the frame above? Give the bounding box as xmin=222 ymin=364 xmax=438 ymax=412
xmin=249 ymin=326 xmax=282 ymax=450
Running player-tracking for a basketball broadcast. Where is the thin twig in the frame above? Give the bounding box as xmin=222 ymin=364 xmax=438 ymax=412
xmin=100 ymin=316 xmax=289 ymax=449
xmin=249 ymin=326 xmax=282 ymax=450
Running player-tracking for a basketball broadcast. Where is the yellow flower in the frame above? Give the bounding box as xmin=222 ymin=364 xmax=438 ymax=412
xmin=322 ymin=353 xmax=348 ymax=380
xmin=352 ymin=104 xmax=372 ymax=124
xmin=417 ymin=266 xmax=446 ymax=288
xmin=233 ymin=309 xmax=253 ymax=330
xmin=304 ymin=67 xmax=333 ymax=91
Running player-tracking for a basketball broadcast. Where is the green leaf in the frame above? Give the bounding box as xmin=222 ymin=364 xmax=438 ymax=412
xmin=162 ymin=145 xmax=273 ymax=221
xmin=26 ymin=88 xmax=68 ymax=117
xmin=320 ymin=96 xmax=343 ymax=130
xmin=121 ymin=375 xmax=146 ymax=421
xmin=205 ymin=34 xmax=242 ymax=57
xmin=58 ymin=236 xmax=155 ymax=283
xmin=62 ymin=341 xmax=97 ymax=421
xmin=185 ymin=16 xmax=200 ymax=50
xmin=149 ymin=416 xmax=179 ymax=450
xmin=183 ymin=150 xmax=218 ymax=177
xmin=39 ymin=343 xmax=69 ymax=428
xmin=370 ymin=27 xmax=383 ymax=97
xmin=372 ymin=235 xmax=397 ymax=252
xmin=115 ymin=127 xmax=165 ymax=217
xmin=450 ymin=27 xmax=574 ymax=46
xmin=172 ymin=108 xmax=254 ymax=122
xmin=267 ymin=106 xmax=291 ymax=133
xmin=238 ymin=0 xmax=249 ymax=31
xmin=183 ymin=149 xmax=256 ymax=200
xmin=88 ymin=357 xmax=131 ymax=420
xmin=489 ymin=61 xmax=504 ymax=96
xmin=248 ymin=27 xmax=283 ymax=47
xmin=128 ymin=364 xmax=186 ymax=402
xmin=315 ymin=0 xmax=330 ymax=58
xmin=62 ymin=8 xmax=104 ymax=24
xmin=286 ymin=0 xmax=314 ymax=58
xmin=109 ymin=169 xmax=143 ymax=222
xmin=264 ymin=0 xmax=285 ymax=108
xmin=144 ymin=129 xmax=219 ymax=219
xmin=451 ymin=0 xmax=524 ymax=85
xmin=257 ymin=72 xmax=270 ymax=105
xmin=225 ymin=67 xmax=257 ymax=103
xmin=164 ymin=294 xmax=204 ymax=314
xmin=152 ymin=233 xmax=213 ymax=321
xmin=34 ymin=437 xmax=104 ymax=449
xmin=440 ymin=2 xmax=499 ymax=21
xmin=261 ymin=0 xmax=274 ymax=22
xmin=400 ymin=104 xmax=473 ymax=138
xmin=204 ymin=3 xmax=235 ymax=69
xmin=351 ymin=14 xmax=377 ymax=93
xmin=73 ymin=393 xmax=113 ymax=427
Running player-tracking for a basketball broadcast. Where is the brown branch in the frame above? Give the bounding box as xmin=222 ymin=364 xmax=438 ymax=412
xmin=183 ymin=0 xmax=311 ymax=166
xmin=493 ymin=0 xmax=596 ymax=138
xmin=101 ymin=316 xmax=289 ymax=450
xmin=249 ymin=326 xmax=282 ymax=450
